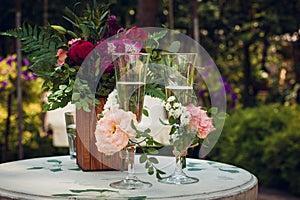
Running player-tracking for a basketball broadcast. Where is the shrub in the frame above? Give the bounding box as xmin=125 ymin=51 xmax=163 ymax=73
xmin=210 ymin=104 xmax=300 ymax=195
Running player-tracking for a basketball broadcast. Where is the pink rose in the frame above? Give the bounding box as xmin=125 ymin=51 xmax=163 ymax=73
xmin=94 ymin=108 xmax=138 ymax=155
xmin=119 ymin=26 xmax=148 ymax=41
xmin=67 ymin=40 xmax=94 ymax=65
xmin=55 ymin=48 xmax=67 ymax=66
xmin=186 ymin=104 xmax=215 ymax=139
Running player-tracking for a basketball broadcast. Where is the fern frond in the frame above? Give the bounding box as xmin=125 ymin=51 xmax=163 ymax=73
xmin=1 ymin=23 xmax=65 ymax=79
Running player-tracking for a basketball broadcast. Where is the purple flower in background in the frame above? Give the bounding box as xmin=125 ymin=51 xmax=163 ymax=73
xmin=6 ymin=56 xmax=13 ymax=66
xmin=199 ymin=89 xmax=206 ymax=97
xmin=22 ymin=58 xmax=29 ymax=66
xmin=104 ymin=15 xmax=124 ymax=38
xmin=224 ymin=82 xmax=231 ymax=93
xmin=0 ymin=81 xmax=8 ymax=92
xmin=21 ymin=71 xmax=37 ymax=80
xmin=6 ymin=55 xmax=17 ymax=66
xmin=198 ymin=76 xmax=238 ymax=111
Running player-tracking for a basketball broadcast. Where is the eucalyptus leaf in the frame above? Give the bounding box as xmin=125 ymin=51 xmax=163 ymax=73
xmin=139 ymin=154 xmax=147 ymax=163
xmin=147 ymin=148 xmax=159 ymax=155
xmin=148 ymin=157 xmax=159 ymax=164
xmin=142 ymin=109 xmax=149 ymax=117
xmin=168 ymin=41 xmax=180 ymax=52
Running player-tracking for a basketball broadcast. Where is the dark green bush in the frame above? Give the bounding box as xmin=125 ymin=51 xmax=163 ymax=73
xmin=210 ymin=104 xmax=300 ymax=195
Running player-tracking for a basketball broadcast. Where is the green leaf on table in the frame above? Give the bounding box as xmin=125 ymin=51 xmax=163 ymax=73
xmin=70 ymin=189 xmax=117 ymax=193
xmin=188 ymin=168 xmax=206 ymax=171
xmin=52 ymin=193 xmax=78 ymax=197
xmin=27 ymin=166 xmax=44 ymax=170
xmin=218 ymin=168 xmax=240 ymax=173
xmin=47 ymin=159 xmax=62 ymax=164
xmin=128 ymin=196 xmax=147 ymax=200
xmin=50 ymin=168 xmax=62 ymax=172
xmin=68 ymin=167 xmax=81 ymax=171
xmin=207 ymin=161 xmax=217 ymax=165
xmin=187 ymin=162 xmax=202 ymax=167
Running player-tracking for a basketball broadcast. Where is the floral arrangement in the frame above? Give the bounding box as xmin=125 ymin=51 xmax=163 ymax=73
xmin=94 ymin=90 xmax=166 ymax=178
xmin=1 ymin=2 xmax=165 ymax=111
xmin=162 ymin=96 xmax=215 ymax=158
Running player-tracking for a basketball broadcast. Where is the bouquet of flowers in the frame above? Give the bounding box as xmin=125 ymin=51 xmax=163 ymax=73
xmin=162 ymin=96 xmax=215 ymax=154
xmin=2 ymin=2 xmax=165 ymax=111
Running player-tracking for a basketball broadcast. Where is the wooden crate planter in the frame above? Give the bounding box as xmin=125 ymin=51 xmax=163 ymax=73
xmin=76 ymin=99 xmax=124 ymax=171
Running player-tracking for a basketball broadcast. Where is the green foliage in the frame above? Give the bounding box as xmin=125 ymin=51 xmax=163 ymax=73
xmin=1 ymin=24 xmax=63 ymax=78
xmin=210 ymin=104 xmax=300 ymax=195
xmin=62 ymin=2 xmax=110 ymax=41
xmin=131 ymin=121 xmax=166 ymax=179
xmin=1 ymin=2 xmax=113 ymax=111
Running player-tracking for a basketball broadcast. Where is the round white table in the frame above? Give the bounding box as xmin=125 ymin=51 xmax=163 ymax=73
xmin=0 ymin=156 xmax=257 ymax=199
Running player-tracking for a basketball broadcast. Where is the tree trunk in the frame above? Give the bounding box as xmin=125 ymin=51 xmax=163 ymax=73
xmin=2 ymin=94 xmax=12 ymax=163
xmin=242 ymin=43 xmax=257 ymax=107
xmin=191 ymin=0 xmax=199 ymax=42
xmin=168 ymin=0 xmax=174 ymax=29
xmin=16 ymin=0 xmax=23 ymax=160
xmin=136 ymin=0 xmax=159 ymax=27
xmin=293 ymin=41 xmax=300 ymax=103
xmin=43 ymin=0 xmax=48 ymax=26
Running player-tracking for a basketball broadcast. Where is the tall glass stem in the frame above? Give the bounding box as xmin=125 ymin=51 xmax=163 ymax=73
xmin=158 ymin=152 xmax=198 ymax=184
xmin=126 ymin=145 xmax=136 ymax=180
xmin=109 ymin=145 xmax=152 ymax=190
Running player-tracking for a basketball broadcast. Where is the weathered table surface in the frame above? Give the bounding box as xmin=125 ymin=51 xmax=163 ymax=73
xmin=0 ymin=155 xmax=257 ymax=199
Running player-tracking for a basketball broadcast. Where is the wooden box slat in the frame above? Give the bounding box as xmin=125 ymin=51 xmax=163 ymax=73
xmin=76 ymin=99 xmax=124 ymax=171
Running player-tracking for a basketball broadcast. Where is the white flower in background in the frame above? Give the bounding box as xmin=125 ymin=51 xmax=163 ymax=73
xmin=165 ymin=102 xmax=172 ymax=111
xmin=180 ymin=108 xmax=191 ymax=125
xmin=167 ymin=96 xmax=176 ymax=102
xmin=103 ymin=89 xmax=119 ymax=115
xmin=173 ymin=102 xmax=181 ymax=108
xmin=168 ymin=109 xmax=176 ymax=117
xmin=173 ymin=108 xmax=182 ymax=118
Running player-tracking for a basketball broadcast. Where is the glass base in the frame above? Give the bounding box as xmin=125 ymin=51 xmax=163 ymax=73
xmin=158 ymin=172 xmax=199 ymax=184
xmin=109 ymin=176 xmax=152 ymax=190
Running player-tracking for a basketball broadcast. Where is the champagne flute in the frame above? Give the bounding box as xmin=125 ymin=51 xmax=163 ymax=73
xmin=109 ymin=52 xmax=152 ymax=190
xmin=159 ymin=52 xmax=199 ymax=184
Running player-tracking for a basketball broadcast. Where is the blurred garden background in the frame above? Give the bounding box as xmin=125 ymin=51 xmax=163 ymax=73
xmin=0 ymin=0 xmax=300 ymax=197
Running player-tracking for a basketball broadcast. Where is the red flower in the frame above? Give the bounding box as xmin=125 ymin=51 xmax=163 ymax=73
xmin=67 ymin=40 xmax=94 ymax=66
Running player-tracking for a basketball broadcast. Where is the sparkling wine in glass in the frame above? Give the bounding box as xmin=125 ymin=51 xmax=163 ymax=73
xmin=116 ymin=81 xmax=145 ymax=122
xmin=110 ymin=52 xmax=152 ymax=190
xmin=165 ymin=85 xmax=195 ymax=106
